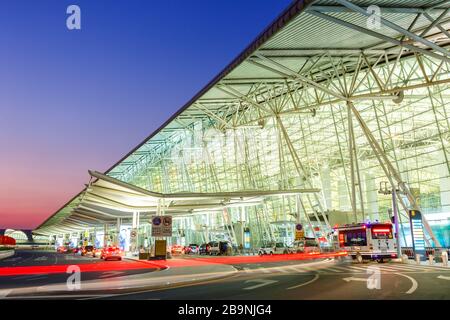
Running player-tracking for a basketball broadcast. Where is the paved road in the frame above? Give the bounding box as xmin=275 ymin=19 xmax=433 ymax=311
xmin=2 ymin=251 xmax=449 ymax=299
xmin=93 ymin=259 xmax=450 ymax=300
xmin=0 ymin=250 xmax=157 ymax=290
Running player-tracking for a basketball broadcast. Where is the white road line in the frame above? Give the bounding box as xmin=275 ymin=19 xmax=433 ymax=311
xmin=331 ymin=266 xmax=352 ymax=272
xmin=300 ymin=265 xmax=320 ymax=272
xmin=276 ymin=267 xmax=290 ymax=273
xmin=380 ymin=265 xmax=421 ymax=272
xmin=259 ymin=267 xmax=271 ymax=274
xmin=287 ymin=266 xmax=308 ymax=273
xmin=244 ymin=279 xmax=278 ymax=290
xmin=242 ymin=267 xmax=252 ymax=273
xmin=394 ymin=273 xmax=418 ymax=294
xmin=387 ymin=265 xmax=439 ymax=272
xmin=287 ymin=274 xmax=320 ymax=290
xmin=424 ymin=266 xmax=450 ymax=271
xmin=324 ymin=267 xmax=345 ymax=273
xmin=346 ymin=265 xmax=368 ymax=271
xmin=26 ymin=276 xmax=48 ymax=281
xmin=0 ymin=290 xmax=12 ymax=298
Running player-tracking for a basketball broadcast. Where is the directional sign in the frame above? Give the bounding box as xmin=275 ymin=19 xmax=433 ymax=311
xmin=152 ymin=216 xmax=172 ymax=237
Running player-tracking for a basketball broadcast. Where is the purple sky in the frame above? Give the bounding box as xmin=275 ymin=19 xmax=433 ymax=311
xmin=0 ymin=0 xmax=291 ymax=229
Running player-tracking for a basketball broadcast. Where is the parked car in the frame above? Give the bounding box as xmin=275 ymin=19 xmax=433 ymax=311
xmin=208 ymin=241 xmax=220 ymax=255
xmin=56 ymin=246 xmax=70 ymax=253
xmin=184 ymin=244 xmax=199 ymax=255
xmin=258 ymin=242 xmax=292 ymax=255
xmin=81 ymin=245 xmax=96 ymax=257
xmin=72 ymin=247 xmax=81 ymax=254
xmin=292 ymin=238 xmax=320 ymax=254
xmin=100 ymin=246 xmax=122 ymax=261
xmin=169 ymin=244 xmax=184 ymax=255
xmin=94 ymin=248 xmax=102 ymax=258
xmin=219 ymin=241 xmax=231 ymax=255
xmin=199 ymin=243 xmax=211 ymax=255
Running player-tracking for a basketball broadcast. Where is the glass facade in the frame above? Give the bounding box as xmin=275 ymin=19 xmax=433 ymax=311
xmin=106 ymin=53 xmax=450 ymax=249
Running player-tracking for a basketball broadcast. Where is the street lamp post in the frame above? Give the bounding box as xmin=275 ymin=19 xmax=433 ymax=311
xmin=379 ymin=182 xmax=402 ymax=259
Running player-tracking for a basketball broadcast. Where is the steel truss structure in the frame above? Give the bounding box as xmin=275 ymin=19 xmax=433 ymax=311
xmin=35 ymin=0 xmax=450 ymax=249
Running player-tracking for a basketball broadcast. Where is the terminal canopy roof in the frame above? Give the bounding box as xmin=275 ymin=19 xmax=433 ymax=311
xmin=34 ymin=0 xmax=450 ymax=236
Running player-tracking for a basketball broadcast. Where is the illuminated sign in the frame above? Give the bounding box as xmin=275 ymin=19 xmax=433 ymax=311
xmin=409 ymin=210 xmax=426 ymax=258
xmin=151 ymin=216 xmax=172 ymax=237
xmin=244 ymin=228 xmax=251 ymax=249
xmin=295 ymin=224 xmax=305 ymax=240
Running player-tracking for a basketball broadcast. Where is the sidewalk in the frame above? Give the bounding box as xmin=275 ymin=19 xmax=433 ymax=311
xmin=391 ymin=257 xmax=449 ymax=268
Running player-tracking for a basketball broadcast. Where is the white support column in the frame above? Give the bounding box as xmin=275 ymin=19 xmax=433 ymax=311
xmin=365 ymin=173 xmax=378 ymax=221
xmin=338 ymin=178 xmax=350 ymax=211
xmin=438 ymin=151 xmax=450 ymax=213
xmin=320 ymin=166 xmax=332 ymax=211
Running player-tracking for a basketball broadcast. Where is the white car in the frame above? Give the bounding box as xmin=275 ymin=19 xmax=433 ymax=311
xmin=258 ymin=242 xmax=292 ymax=255
xmin=292 ymin=239 xmax=320 ymax=254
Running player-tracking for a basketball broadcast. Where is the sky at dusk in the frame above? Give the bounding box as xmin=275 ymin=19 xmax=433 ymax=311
xmin=0 ymin=0 xmax=292 ymax=229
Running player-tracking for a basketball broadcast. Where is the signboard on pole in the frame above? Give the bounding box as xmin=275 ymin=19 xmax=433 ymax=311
xmin=295 ymin=224 xmax=305 ymax=240
xmin=409 ymin=210 xmax=426 ymax=259
xmin=151 ymin=216 xmax=172 ymax=237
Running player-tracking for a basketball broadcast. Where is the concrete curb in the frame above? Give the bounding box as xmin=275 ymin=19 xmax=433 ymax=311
xmin=0 ymin=250 xmax=15 ymax=260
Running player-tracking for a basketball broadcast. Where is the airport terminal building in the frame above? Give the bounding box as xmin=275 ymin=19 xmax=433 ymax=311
xmin=34 ymin=0 xmax=450 ymax=251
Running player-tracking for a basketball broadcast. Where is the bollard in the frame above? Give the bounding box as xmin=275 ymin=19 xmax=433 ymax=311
xmin=442 ymin=251 xmax=448 ymax=267
xmin=401 ymin=254 xmax=409 ymax=263
xmin=428 ymin=254 xmax=434 ymax=265
xmin=415 ymin=254 xmax=421 ymax=264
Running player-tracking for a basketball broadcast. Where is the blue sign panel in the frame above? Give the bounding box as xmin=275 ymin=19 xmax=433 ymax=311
xmin=409 ymin=210 xmax=426 ymax=258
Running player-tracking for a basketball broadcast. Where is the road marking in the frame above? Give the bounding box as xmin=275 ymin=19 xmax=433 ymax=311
xmin=243 ymin=279 xmax=278 ymax=290
xmin=331 ymin=266 xmax=351 ymax=272
xmin=287 ymin=266 xmax=308 ymax=273
xmin=347 ymin=265 xmax=369 ymax=271
xmin=387 ymin=265 xmax=426 ymax=271
xmin=276 ymin=267 xmax=290 ymax=273
xmin=343 ymin=277 xmax=367 ymax=282
xmin=437 ymin=275 xmax=450 ymax=281
xmin=259 ymin=267 xmax=271 ymax=274
xmin=26 ymin=276 xmax=48 ymax=281
xmin=426 ymin=266 xmax=450 ymax=271
xmin=325 ymin=267 xmax=345 ymax=273
xmin=242 ymin=267 xmax=252 ymax=273
xmin=0 ymin=290 xmax=12 ymax=298
xmin=377 ymin=265 xmax=413 ymax=272
xmin=99 ymin=271 xmax=125 ymax=278
xmin=34 ymin=256 xmax=48 ymax=261
xmin=302 ymin=265 xmax=320 ymax=271
xmin=394 ymin=273 xmax=418 ymax=294
xmin=287 ymin=274 xmax=320 ymax=290
xmin=3 ymin=257 xmax=21 ymax=262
